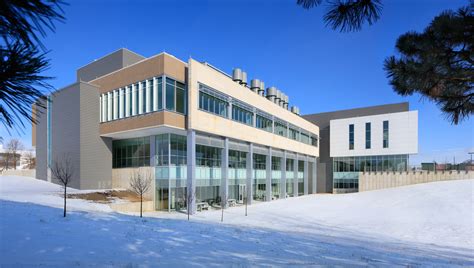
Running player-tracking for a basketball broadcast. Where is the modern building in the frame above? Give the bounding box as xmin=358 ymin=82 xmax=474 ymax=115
xmin=33 ymin=48 xmax=320 ymax=212
xmin=304 ymin=103 xmax=418 ymax=193
xmin=32 ymin=48 xmax=418 ymax=210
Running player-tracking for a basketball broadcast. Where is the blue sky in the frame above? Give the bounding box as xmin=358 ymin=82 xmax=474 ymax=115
xmin=1 ymin=0 xmax=472 ymax=164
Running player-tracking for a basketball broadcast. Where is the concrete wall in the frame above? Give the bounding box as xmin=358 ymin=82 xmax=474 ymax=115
xmin=359 ymin=170 xmax=474 ymax=192
xmin=1 ymin=169 xmax=35 ymax=177
xmin=112 ymin=167 xmax=154 ymax=200
xmin=77 ymin=48 xmax=145 ymax=82
xmin=80 ymin=83 xmax=113 ymax=189
xmin=188 ymin=59 xmax=319 ymax=157
xmin=109 ymin=201 xmax=154 ymax=213
xmin=330 ymin=111 xmax=418 ymax=157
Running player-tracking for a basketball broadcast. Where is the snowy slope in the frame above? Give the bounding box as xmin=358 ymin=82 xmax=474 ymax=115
xmin=1 ymin=175 xmax=473 ymax=267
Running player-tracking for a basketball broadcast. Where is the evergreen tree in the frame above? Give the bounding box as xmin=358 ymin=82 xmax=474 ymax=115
xmin=0 ymin=0 xmax=65 ymax=133
xmin=384 ymin=6 xmax=473 ymax=124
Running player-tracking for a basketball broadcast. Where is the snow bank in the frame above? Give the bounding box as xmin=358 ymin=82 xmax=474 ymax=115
xmin=1 ymin=175 xmax=473 ymax=267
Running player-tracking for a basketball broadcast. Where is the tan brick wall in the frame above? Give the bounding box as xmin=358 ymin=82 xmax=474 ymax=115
xmin=359 ymin=170 xmax=474 ymax=192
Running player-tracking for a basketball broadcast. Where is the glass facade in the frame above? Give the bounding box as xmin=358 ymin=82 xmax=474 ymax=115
xmin=271 ymin=156 xmax=281 ymax=199
xmin=100 ymin=76 xmax=185 ymax=124
xmin=155 ymin=134 xmax=187 ymax=211
xmin=110 ymin=133 xmax=316 ymax=211
xmin=228 ymin=150 xmax=247 ymax=202
xmin=112 ymin=137 xmax=150 ymax=168
xmin=198 ymin=83 xmax=318 ymax=147
xmin=333 ymin=154 xmax=409 ymax=191
xmin=199 ymin=91 xmax=228 ymax=117
xmin=232 ymin=105 xmax=253 ymax=126
xmin=195 ymin=144 xmax=222 ymax=207
xmin=253 ymin=153 xmax=266 ymax=201
xmin=256 ymin=114 xmax=272 ymax=132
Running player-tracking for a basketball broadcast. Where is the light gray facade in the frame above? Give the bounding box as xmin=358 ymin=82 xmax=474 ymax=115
xmin=303 ymin=102 xmax=409 ymax=193
xmin=76 ymin=48 xmax=145 ymax=82
xmin=35 ymin=82 xmax=113 ymax=189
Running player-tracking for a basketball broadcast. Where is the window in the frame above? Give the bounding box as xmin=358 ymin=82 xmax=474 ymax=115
xmin=274 ymin=121 xmax=287 ymax=137
xmin=112 ymin=137 xmax=150 ymax=168
xmin=365 ymin=122 xmax=371 ymax=149
xmin=256 ymin=114 xmax=272 ymax=132
xmin=232 ymin=105 xmax=253 ymax=126
xmin=148 ymin=79 xmax=153 ymax=112
xmin=196 ymin=145 xmax=221 ymax=167
xmin=128 ymin=86 xmax=132 ymax=117
xmin=199 ymin=91 xmax=228 ymax=117
xmin=383 ymin=120 xmax=389 ymax=148
xmin=157 ymin=77 xmax=163 ymax=110
xmin=134 ymin=83 xmax=139 ymax=115
xmin=289 ymin=127 xmax=299 ymax=141
xmin=271 ymin=156 xmax=281 ymax=170
xmin=300 ymin=132 xmax=310 ymax=144
xmin=165 ymin=77 xmax=186 ymax=113
xmin=170 ymin=134 xmax=187 ymax=165
xmin=229 ymin=150 xmax=247 ymax=169
xmin=141 ymin=81 xmax=146 ymax=114
xmin=166 ymin=78 xmax=175 ymax=111
xmin=349 ymin=124 xmax=354 ymax=150
xmin=155 ymin=134 xmax=169 ymax=166
xmin=311 ymin=136 xmax=318 ymax=147
xmin=253 ymin=154 xmax=266 ymax=170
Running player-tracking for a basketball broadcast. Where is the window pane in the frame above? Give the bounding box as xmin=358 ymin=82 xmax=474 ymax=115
xmin=166 ymin=83 xmax=175 ymax=110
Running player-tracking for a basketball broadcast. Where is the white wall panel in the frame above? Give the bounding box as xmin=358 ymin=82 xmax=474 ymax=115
xmin=330 ymin=111 xmax=418 ymax=157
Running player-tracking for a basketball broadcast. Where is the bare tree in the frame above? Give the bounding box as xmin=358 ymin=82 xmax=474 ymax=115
xmin=186 ymin=188 xmax=195 ymax=221
xmin=23 ymin=151 xmax=35 ymax=169
xmin=6 ymin=138 xmax=24 ymax=170
xmin=51 ymin=155 xmax=74 ymax=217
xmin=129 ymin=169 xmax=152 ymax=218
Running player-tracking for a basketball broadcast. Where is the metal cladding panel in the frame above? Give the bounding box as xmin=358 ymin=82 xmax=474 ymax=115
xmin=253 ymin=145 xmax=269 ymax=155
xmin=196 ymin=134 xmax=224 ymax=148
xmin=286 ymin=152 xmax=296 ymax=159
xmin=229 ymin=140 xmax=249 ymax=152
xmin=272 ymin=149 xmax=284 ymax=157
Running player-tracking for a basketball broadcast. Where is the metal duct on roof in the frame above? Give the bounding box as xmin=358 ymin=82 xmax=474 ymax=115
xmin=232 ymin=68 xmax=242 ymax=82
xmin=258 ymin=81 xmax=265 ymax=96
xmin=266 ymin=87 xmax=277 ymax=102
xmin=241 ymin=71 xmax=248 ymax=86
xmin=250 ymin=79 xmax=260 ymax=93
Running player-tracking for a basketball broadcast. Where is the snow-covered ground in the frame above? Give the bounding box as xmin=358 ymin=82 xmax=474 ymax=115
xmin=1 ymin=176 xmax=473 ymax=267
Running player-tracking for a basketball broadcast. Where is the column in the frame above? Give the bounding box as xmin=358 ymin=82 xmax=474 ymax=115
xmin=186 ymin=130 xmax=196 ymax=214
xmin=265 ymin=147 xmax=272 ymax=201
xmin=293 ymin=154 xmax=298 ymax=197
xmin=246 ymin=143 xmax=253 ymax=205
xmin=280 ymin=151 xmax=287 ymax=199
xmin=221 ymin=137 xmax=229 ymax=208
xmin=312 ymin=157 xmax=317 ymax=194
xmin=304 ymin=156 xmax=309 ymax=195
xmin=149 ymin=135 xmax=156 ymax=210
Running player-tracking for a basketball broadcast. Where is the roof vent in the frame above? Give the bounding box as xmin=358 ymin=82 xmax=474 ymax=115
xmin=250 ymin=79 xmax=260 ymax=93
xmin=291 ymin=106 xmax=300 ymax=115
xmin=232 ymin=68 xmax=242 ymax=83
xmin=241 ymin=71 xmax=248 ymax=86
xmin=283 ymin=95 xmax=289 ymax=109
xmin=275 ymin=89 xmax=281 ymax=105
xmin=266 ymin=87 xmax=277 ymax=102
xmin=258 ymin=81 xmax=265 ymax=96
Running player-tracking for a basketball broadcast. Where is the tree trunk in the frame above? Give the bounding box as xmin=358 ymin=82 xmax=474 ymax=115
xmin=63 ymin=186 xmax=67 ymax=217
xmin=140 ymin=194 xmax=143 ymax=218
